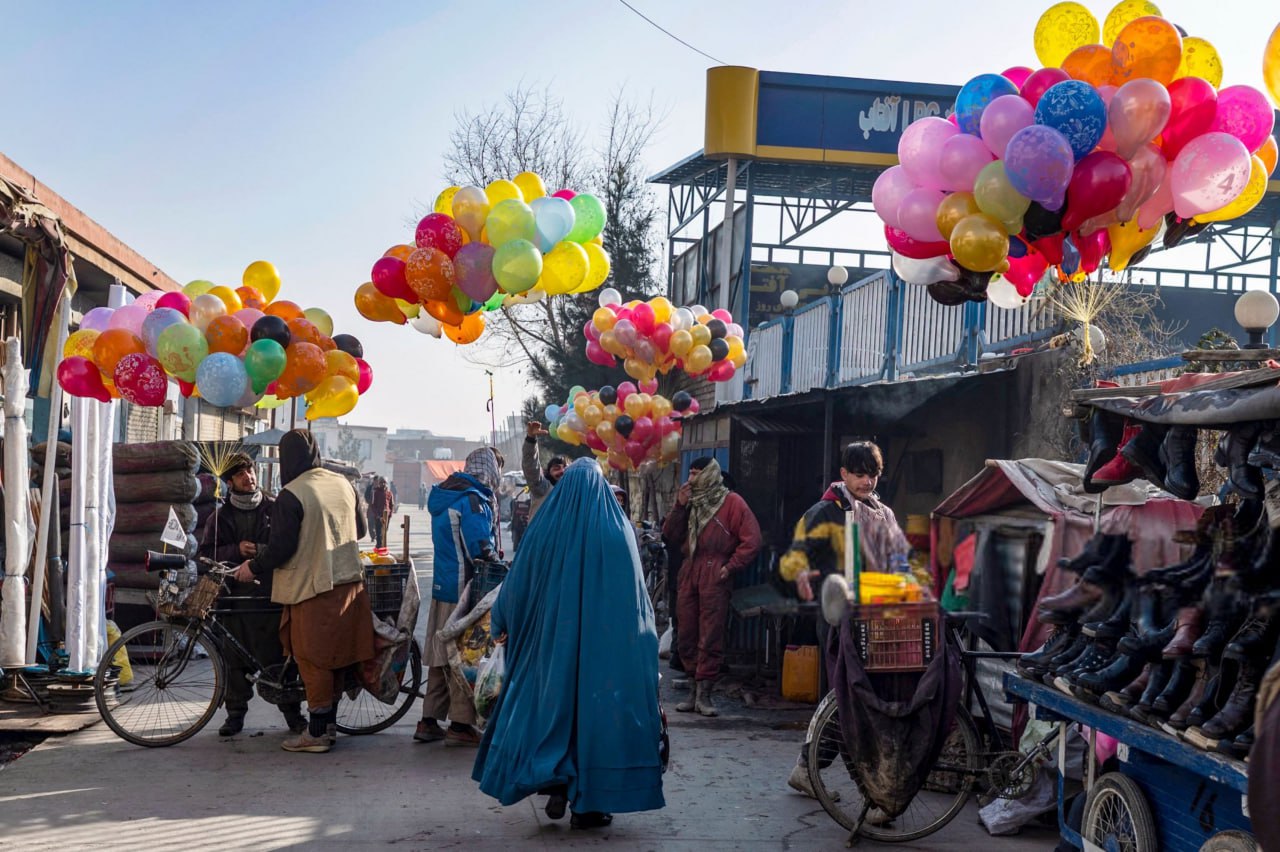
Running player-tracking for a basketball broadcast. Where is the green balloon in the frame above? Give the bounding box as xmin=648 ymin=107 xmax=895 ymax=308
xmin=483 ymin=292 xmax=505 ymax=312
xmin=492 ymin=239 xmax=543 ymax=294
xmin=244 ymin=338 xmax=287 ymax=394
xmin=566 ymin=194 xmax=606 ymax=243
xmin=156 ymin=323 xmax=209 ymax=383
xmin=485 ymin=199 xmax=536 ymax=247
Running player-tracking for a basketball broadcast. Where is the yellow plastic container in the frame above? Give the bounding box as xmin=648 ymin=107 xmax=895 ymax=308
xmin=782 ymin=645 xmax=820 ymax=703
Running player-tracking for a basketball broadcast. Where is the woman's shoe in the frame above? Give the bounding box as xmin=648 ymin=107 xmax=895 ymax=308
xmin=545 ymin=788 xmax=568 ymax=821
xmin=570 ymin=812 xmax=613 ymax=830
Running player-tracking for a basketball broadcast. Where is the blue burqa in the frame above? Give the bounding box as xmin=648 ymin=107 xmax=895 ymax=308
xmin=472 ymin=458 xmax=665 ymax=815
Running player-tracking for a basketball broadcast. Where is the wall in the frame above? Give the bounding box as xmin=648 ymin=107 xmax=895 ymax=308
xmin=309 ymin=421 xmax=390 ymax=478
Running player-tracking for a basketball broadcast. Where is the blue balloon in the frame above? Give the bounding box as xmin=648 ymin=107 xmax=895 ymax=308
xmin=195 ymin=352 xmax=249 ymax=408
xmin=1033 ymin=81 xmax=1106 ymax=161
xmin=532 ymin=197 xmax=575 ymax=254
xmin=1061 ymin=237 xmax=1081 ymax=275
xmin=1007 ymin=236 xmax=1029 ymax=258
xmin=544 ymin=404 xmax=560 ymax=423
xmin=955 ymin=74 xmax=1020 ymax=136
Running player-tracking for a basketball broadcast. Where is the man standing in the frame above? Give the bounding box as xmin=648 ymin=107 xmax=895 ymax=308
xmin=367 ymin=476 xmax=394 ymax=548
xmin=200 ymin=452 xmax=305 ymax=736
xmin=418 ymin=481 xmax=427 ymax=512
xmin=522 ymin=421 xmax=566 ymax=525
xmin=663 ymin=457 xmax=762 ymax=717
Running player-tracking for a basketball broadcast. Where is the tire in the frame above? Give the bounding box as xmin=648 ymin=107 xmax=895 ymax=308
xmin=1200 ymin=831 xmax=1258 ymax=852
xmin=336 ymin=639 xmax=423 ymax=735
xmin=94 ymin=620 xmax=225 ymax=747
xmin=1082 ymin=772 xmax=1159 ymax=852
xmin=808 ymin=692 xmax=980 ymax=842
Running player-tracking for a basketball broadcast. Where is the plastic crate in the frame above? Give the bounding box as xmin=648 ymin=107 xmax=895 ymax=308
xmin=850 ymin=600 xmax=940 ymax=672
xmin=470 ymin=559 xmax=509 ymax=601
xmin=365 ymin=564 xmax=411 ymax=619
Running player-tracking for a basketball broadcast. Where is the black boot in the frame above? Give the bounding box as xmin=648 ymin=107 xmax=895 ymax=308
xmin=1082 ymin=409 xmax=1124 ymax=494
xmin=1223 ymin=598 xmax=1278 ymax=662
xmin=1056 ymin=533 xmax=1121 ymax=575
xmin=218 ymin=711 xmax=246 ymax=737
xmin=1084 ymin=590 xmax=1133 ymax=640
xmin=1101 ymin=664 xmax=1151 ymax=713
xmin=1147 ymin=659 xmax=1196 ymax=719
xmin=1019 ymin=624 xmax=1080 ymax=675
xmin=1073 ymin=649 xmax=1149 ymax=698
xmin=1183 ymin=665 xmax=1225 ymax=731
xmin=1226 ymin=422 xmax=1266 ymax=500
xmin=1161 ymin=426 xmax=1200 ymax=500
xmin=1191 ymin=662 xmax=1259 ymax=744
xmin=1119 ymin=422 xmax=1169 ymax=486
xmin=1128 ymin=660 xmax=1175 ymax=723
xmin=1229 ymin=725 xmax=1254 ymax=759
xmin=1161 ymin=660 xmax=1211 ymax=733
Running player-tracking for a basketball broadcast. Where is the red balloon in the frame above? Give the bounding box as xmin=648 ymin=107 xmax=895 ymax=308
xmin=57 ymin=356 xmax=111 ymax=401
xmin=631 ymin=416 xmax=655 ymax=445
xmin=356 ymin=358 xmax=373 ymax=394
xmin=1074 ymin=229 xmax=1111 ymax=274
xmin=414 ymin=213 xmax=464 ymax=258
xmin=178 ymin=379 xmax=196 ymax=398
xmin=156 ymin=292 xmax=191 ymax=317
xmin=586 ymin=341 xmax=614 ymax=365
xmin=371 ymin=256 xmax=416 ymax=302
xmin=552 ymin=189 xmax=576 ymax=200
xmin=632 ymin=302 xmax=656 ymax=336
xmin=651 ymin=323 xmax=673 ymax=353
xmin=885 ymin=225 xmax=950 ymax=259
xmin=1061 ymin=152 xmax=1132 ymax=233
xmin=624 ymin=440 xmax=646 ymax=464
xmin=1004 ymin=251 xmax=1048 ymax=289
xmin=709 ymin=361 xmax=737 ymax=382
xmin=113 ymin=352 xmax=168 ymax=407
xmin=1162 ymin=78 xmax=1218 ymax=162
xmin=1032 ymin=233 xmax=1065 ymax=265
xmin=1020 ymin=67 xmax=1071 ymax=108
xmin=584 ymin=431 xmax=607 ymax=452
xmin=639 ymin=378 xmax=660 ymax=395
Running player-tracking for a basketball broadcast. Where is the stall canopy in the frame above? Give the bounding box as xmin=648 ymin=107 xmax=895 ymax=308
xmin=425 ymin=460 xmax=464 ymax=484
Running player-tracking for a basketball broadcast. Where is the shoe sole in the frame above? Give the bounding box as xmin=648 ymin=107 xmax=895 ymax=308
xmin=444 ymin=739 xmax=480 ymax=747
xmin=281 ymin=744 xmax=331 ymax=753
xmin=413 ymin=733 xmax=445 ymax=743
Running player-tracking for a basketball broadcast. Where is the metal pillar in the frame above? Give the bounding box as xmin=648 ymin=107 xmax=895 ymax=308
xmin=719 ymin=157 xmax=737 ymax=312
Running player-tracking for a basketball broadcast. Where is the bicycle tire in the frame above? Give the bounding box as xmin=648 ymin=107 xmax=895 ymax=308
xmin=1082 ymin=772 xmax=1158 ymax=852
xmin=336 ymin=638 xmax=423 ymax=735
xmin=94 ymin=620 xmax=225 ymax=747
xmin=808 ymin=693 xmax=981 ymax=842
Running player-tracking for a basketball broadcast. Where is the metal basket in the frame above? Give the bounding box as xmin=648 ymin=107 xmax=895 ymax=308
xmin=849 ymin=600 xmax=941 ymax=673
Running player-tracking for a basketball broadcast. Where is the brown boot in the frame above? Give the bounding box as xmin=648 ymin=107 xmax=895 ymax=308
xmin=1037 ymin=580 xmax=1103 ymax=621
xmin=1161 ymin=607 xmax=1204 ymax=658
xmin=695 ymin=682 xmax=719 ymax=717
xmin=676 ymin=685 xmax=697 ymax=713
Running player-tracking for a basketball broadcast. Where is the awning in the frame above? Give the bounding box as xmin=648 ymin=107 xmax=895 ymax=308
xmin=425 ymin=460 xmax=464 ymax=482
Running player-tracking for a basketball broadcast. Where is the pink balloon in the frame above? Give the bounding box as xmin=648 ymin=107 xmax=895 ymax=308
xmin=639 ymin=378 xmax=659 ymax=395
xmin=616 ymin=381 xmax=637 ymax=404
xmin=1116 ymin=143 xmax=1167 ymax=222
xmin=979 ymin=94 xmax=1035 ymax=159
xmin=1075 ymin=229 xmax=1111 ymax=274
xmin=1020 ymin=68 xmax=1070 ymax=108
xmin=234 ymin=308 xmax=265 ymax=329
xmin=1002 ymin=67 xmax=1034 ymax=88
xmin=113 ymin=353 xmax=167 ymax=407
xmin=156 ymin=292 xmax=191 ymax=317
xmin=586 ymin=341 xmax=613 ymax=366
xmin=946 ymin=113 xmax=959 ymax=127
xmin=584 ymin=431 xmax=607 ymax=453
xmin=708 ymin=361 xmax=736 ymax=382
xmin=624 ymin=440 xmax=646 ymax=464
xmin=1210 ymin=86 xmax=1276 ymax=155
xmin=885 ymin=225 xmax=949 ymax=259
xmin=631 ymin=302 xmax=656 ymax=337
xmin=651 ymin=323 xmax=673 ymax=353
xmin=896 ymin=187 xmax=947 ymax=242
xmin=108 ymin=304 xmax=148 ymax=336
xmin=938 ymin=133 xmax=995 ymax=191
xmin=872 ymin=166 xmax=915 ymax=228
xmin=57 ymin=356 xmax=111 ymax=402
xmin=1162 ymin=78 xmax=1218 ymax=162
xmin=1061 ymin=152 xmax=1132 ymax=233
xmin=134 ymin=291 xmax=163 ymax=312
xmin=687 ymin=398 xmax=701 ymax=414
xmin=356 ymin=359 xmax=373 ymax=394
xmin=1170 ymin=132 xmax=1252 ymax=219
xmin=711 ymin=309 xmax=733 ymax=323
xmin=897 ymin=117 xmax=958 ymax=190
xmin=631 ymin=416 xmax=655 ymax=445
xmin=371 ymin=256 xmax=415 ymax=301
xmin=552 ymin=189 xmax=576 ymax=200
xmin=583 ymin=319 xmax=599 ymax=342
xmin=1095 ymin=86 xmax=1118 ymax=152
xmin=1004 ymin=251 xmax=1048 ymax=289
xmin=1137 ymin=169 xmax=1174 ymax=229
xmin=1110 ymin=79 xmax=1172 ymax=161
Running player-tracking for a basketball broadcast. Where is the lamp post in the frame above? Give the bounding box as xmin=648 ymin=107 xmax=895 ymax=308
xmin=1234 ymin=290 xmax=1280 ymax=349
xmin=779 ymin=289 xmax=799 ymax=310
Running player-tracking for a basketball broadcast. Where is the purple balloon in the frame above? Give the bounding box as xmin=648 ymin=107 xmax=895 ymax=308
xmin=896 ymin=188 xmax=947 ymax=243
xmin=872 ymin=166 xmax=915 ymax=229
xmin=81 ymin=307 xmax=115 ymax=332
xmin=141 ymin=308 xmax=188 ymax=357
xmin=938 ymin=134 xmax=995 ymax=192
xmin=453 ymin=242 xmax=498 ymax=302
xmin=980 ymin=95 xmax=1035 ymax=159
xmin=1003 ymin=125 xmax=1075 ymax=210
xmin=898 ymin=117 xmax=958 ymax=191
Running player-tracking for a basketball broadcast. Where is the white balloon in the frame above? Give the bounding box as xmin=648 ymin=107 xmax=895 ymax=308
xmin=598 ymin=287 xmax=621 ymax=307
xmin=986 ymin=275 xmax=1028 ymax=310
xmin=527 ymin=287 xmax=547 ymax=303
xmin=827 ymin=266 xmax=849 ymax=286
xmin=411 ymin=314 xmax=442 ymax=338
xmin=891 ymin=251 xmax=960 ymax=286
xmin=672 ymin=307 xmax=695 ymax=331
xmin=780 ymin=289 xmax=800 ymax=309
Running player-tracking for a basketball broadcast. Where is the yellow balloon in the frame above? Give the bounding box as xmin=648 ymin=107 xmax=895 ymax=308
xmin=1173 ymin=36 xmax=1222 ymax=89
xmin=304 ymin=376 xmax=359 ymax=420
xmin=512 ymin=171 xmax=546 ymax=202
xmin=542 ymin=241 xmax=589 ymax=295
xmin=434 ymin=186 xmax=460 ymax=215
xmin=583 ymin=404 xmax=603 ymax=428
xmin=303 ymin=307 xmax=334 ymax=337
xmin=949 ymin=213 xmax=1009 ymax=272
xmin=690 ymin=324 xmax=712 ymax=347
xmin=1102 ymin=0 xmax=1161 ymax=48
xmin=1195 ymin=157 xmax=1268 ymax=224
xmin=183 ymin=279 xmax=215 ymax=298
xmin=726 ymin=336 xmax=745 ymax=361
xmin=485 ymin=179 xmax=523 ymax=206
xmin=597 ymin=420 xmax=616 ymax=443
xmin=324 ymin=349 xmax=359 ymax=383
xmin=669 ymin=329 xmax=693 ymax=357
xmin=256 ymin=393 xmax=288 ymax=410
xmin=394 ymin=299 xmax=420 ymax=318
xmin=208 ymin=285 xmax=243 ymax=315
xmin=651 ymin=395 xmax=673 ymax=419
xmin=649 ymin=296 xmax=673 ymax=325
xmin=578 ymin=243 xmax=611 ymax=292
xmin=64 ymin=328 xmax=100 ymax=359
xmin=557 ymin=422 xmax=582 ymax=446
xmin=1265 ymin=23 xmax=1280 ymax=109
xmin=1034 ymin=2 xmax=1100 ymax=68
xmin=936 ymin=192 xmax=981 ymax=240
xmin=592 ymin=307 xmax=617 ymax=332
xmin=686 ymin=345 xmax=713 ymax=373
xmin=242 ymin=261 xmax=282 ymax=303
xmin=573 ymin=394 xmax=589 ymax=417
xmin=1105 ymin=218 xmax=1160 ymax=271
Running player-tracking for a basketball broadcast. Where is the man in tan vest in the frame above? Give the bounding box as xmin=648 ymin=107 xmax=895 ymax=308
xmin=234 ymin=430 xmax=374 ymax=753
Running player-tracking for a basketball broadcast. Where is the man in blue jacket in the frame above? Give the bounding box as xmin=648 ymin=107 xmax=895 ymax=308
xmin=414 ymin=448 xmax=499 ymax=747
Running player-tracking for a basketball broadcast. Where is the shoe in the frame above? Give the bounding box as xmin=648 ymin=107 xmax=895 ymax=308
xmin=1161 ymin=607 xmax=1204 ymax=658
xmin=1036 ymin=579 xmax=1104 ymax=624
xmin=414 ymin=719 xmax=446 ymax=743
xmin=1082 ymin=410 xmax=1124 ymax=493
xmin=1144 ymin=659 xmax=1191 ymax=720
xmin=218 ymin=714 xmax=245 ymax=737
xmin=326 ymin=723 xmax=337 ymax=745
xmin=281 ymin=731 xmax=332 ymax=753
xmin=1019 ymin=625 xmax=1079 ymax=674
xmin=695 ymin=682 xmax=719 ymax=717
xmin=1100 ymin=665 xmax=1149 ymax=713
xmin=545 ymin=789 xmax=568 ymax=821
xmin=282 ymin=709 xmax=308 ymax=735
xmin=1128 ymin=662 xmax=1173 ymax=723
xmin=787 ymin=759 xmax=817 ymax=798
xmin=1090 ymin=421 xmax=1145 ymax=488
xmin=1161 ymin=426 xmax=1200 ymax=499
xmin=1191 ymin=663 xmax=1259 ymax=744
xmin=1224 ymin=603 xmax=1277 ymax=662
xmin=1226 ymin=422 xmax=1266 ymax=500
xmin=570 ymin=811 xmax=613 ymax=830
xmin=676 ymin=683 xmax=697 ymax=712
xmin=1229 ymin=726 xmax=1254 ymax=759
xmin=445 ymin=725 xmax=482 ymax=747
xmin=1057 ymin=533 xmax=1121 ymax=574
xmin=1119 ymin=423 xmax=1169 ymax=488
xmin=1074 ymin=651 xmax=1148 ymax=698
xmin=1083 ymin=591 xmax=1133 ymax=640
xmin=1183 ymin=667 xmax=1225 ymax=731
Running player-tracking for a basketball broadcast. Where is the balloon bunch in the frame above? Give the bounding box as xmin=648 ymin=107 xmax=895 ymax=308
xmin=876 ymin=1 xmax=1279 ymax=307
xmin=357 ymin=171 xmax=612 ymax=345
xmin=584 ymin=288 xmax=746 ymax=383
xmin=57 ymin=261 xmax=373 ymax=421
xmin=543 ymin=381 xmax=700 ymax=472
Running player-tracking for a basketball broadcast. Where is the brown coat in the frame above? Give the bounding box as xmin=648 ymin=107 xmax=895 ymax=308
xmin=663 ymin=493 xmax=763 ymax=579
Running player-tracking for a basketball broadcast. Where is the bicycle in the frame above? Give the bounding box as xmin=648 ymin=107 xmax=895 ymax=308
xmin=806 ymin=608 xmax=1060 ymax=845
xmin=638 ymin=522 xmax=668 ymax=632
xmin=93 ymin=555 xmax=422 ymax=747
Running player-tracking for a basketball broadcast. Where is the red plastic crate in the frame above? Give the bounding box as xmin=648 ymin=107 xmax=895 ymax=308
xmin=850 ymin=600 xmax=940 ymax=672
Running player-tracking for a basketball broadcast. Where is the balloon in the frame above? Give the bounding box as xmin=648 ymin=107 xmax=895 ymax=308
xmin=871 ymin=166 xmax=916 ymax=228
xmin=1110 ymin=15 xmax=1182 ymax=86
xmin=1162 ymin=77 xmax=1218 ymax=162
xmin=302 ymin=307 xmax=333 ymax=337
xmin=974 ymin=161 xmax=1031 ymax=223
xmin=885 ymin=225 xmax=949 ymax=259
xmin=1034 ymin=3 xmax=1099 ymax=67
xmin=598 ymin=287 xmax=622 ymax=308
xmin=1061 ymin=44 xmax=1115 ymax=88
xmin=243 ymin=338 xmax=287 ymax=393
xmin=434 ymin=186 xmax=460 ymax=216
xmin=451 ymin=187 xmax=490 ymax=241
xmin=242 ymin=261 xmax=282 ymax=303
xmin=64 ymin=328 xmax=100 ymax=361
xmin=1020 ymin=67 xmax=1071 ymax=108
xmin=897 ymin=117 xmax=957 ymax=190
xmin=566 ymin=194 xmax=607 ymax=243
xmin=410 ymin=312 xmax=442 ymax=338
xmin=383 ymin=243 xmax=415 ymax=262
xmin=183 ymin=280 xmax=215 ymax=299
xmin=708 ymin=338 xmax=730 ymax=362
xmin=113 ymin=353 xmax=167 ymax=406
xmin=938 ymin=133 xmax=996 ymax=191
xmin=1267 ymin=24 xmax=1280 ymax=109
xmin=512 ymin=171 xmax=546 ymax=202
xmin=979 ymin=95 xmax=1035 ymax=159
xmin=1136 ymin=168 xmax=1174 ymax=229
xmin=58 ymin=355 xmax=111 ymax=401
xmin=1061 ymin=151 xmax=1132 ymax=232
xmin=139 ymin=308 xmax=186 ymax=356
xmin=491 ymin=239 xmax=542 ymax=294
xmin=251 ymin=315 xmax=292 ymax=348
xmin=1209 ymin=87 xmax=1276 ymax=155
xmin=1114 ymin=143 xmax=1166 ymax=222
xmin=264 ymin=300 xmax=304 ymax=322
xmin=615 ymin=414 xmax=635 ymax=439
xmin=193 ymin=352 xmax=248 ymax=407
xmin=134 ymin=291 xmax=162 ymax=312
xmin=1107 ymin=218 xmax=1161 ymax=271
xmin=1034 ymin=80 xmax=1107 ymax=160
xmin=236 ymin=286 xmax=266 ymax=311
xmin=325 ymin=334 xmax=360 ymax=359
xmin=1004 ymin=124 xmax=1075 ymax=209
xmin=1196 ymin=156 xmax=1268 ymax=224
xmin=541 ymin=241 xmax=589 ymax=295
xmin=1102 ymin=0 xmax=1161 ymax=46
xmin=276 ymin=342 xmax=326 ymax=398
xmin=949 ymin=214 xmax=1009 ymax=272
xmin=1171 ymin=132 xmax=1252 ymax=219
xmin=155 ymin=323 xmax=208 ymax=380
xmin=582 ymin=242 xmax=612 ymax=291
xmin=423 ymin=298 xmax=464 ymax=327
xmin=1004 ymin=250 xmax=1049 ymax=290
xmin=404 ymin=247 xmax=455 ymax=303
xmin=1075 ymin=228 xmax=1111 ymax=273
xmin=155 ymin=292 xmax=191 ymax=316
xmin=485 ymin=179 xmax=522 ymax=206
xmin=452 ymin=242 xmax=499 ymax=303
xmin=355 ymin=359 xmax=373 ymax=394
xmin=1258 ymin=137 xmax=1278 ymax=178
xmin=305 ymin=376 xmax=359 ymax=420
xmin=92 ymin=328 xmax=145 ymax=376
xmin=207 ymin=285 xmax=243 ymax=315
xmin=532 ymin=197 xmax=576 ymax=252
xmin=370 ymin=256 xmax=414 ymax=302
xmin=954 ymin=74 xmax=1020 ymax=135
xmin=892 ymin=252 xmax=961 ymax=285
xmin=354 ymin=281 xmax=406 ymax=324
xmin=108 ymin=304 xmax=148 ymax=337
xmin=188 ymin=294 xmax=227 ymax=332
xmin=987 ymin=274 xmax=1029 ymax=309
xmin=935 ymin=192 xmax=982 ymax=240
xmin=1002 ymin=67 xmax=1035 ymax=88
xmin=896 ymin=187 xmax=948 ymax=242
xmin=442 ymin=312 xmax=485 ymax=344
xmin=484 ymin=199 xmax=536 ymax=248
xmin=205 ymin=315 xmax=249 ymax=355
xmin=1174 ymin=36 xmax=1223 ymax=89
xmin=1109 ymin=78 xmax=1171 ymax=160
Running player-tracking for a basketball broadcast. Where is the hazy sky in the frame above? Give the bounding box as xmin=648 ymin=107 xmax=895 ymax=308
xmin=5 ymin=1 xmax=1273 ymax=437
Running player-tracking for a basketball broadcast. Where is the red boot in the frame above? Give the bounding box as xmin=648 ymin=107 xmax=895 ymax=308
xmin=1090 ymin=421 xmax=1144 ymax=488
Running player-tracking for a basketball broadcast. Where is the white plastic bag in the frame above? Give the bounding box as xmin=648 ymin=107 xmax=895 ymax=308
xmin=658 ymin=625 xmax=673 ymax=659
xmin=474 ymin=643 xmax=505 ymax=721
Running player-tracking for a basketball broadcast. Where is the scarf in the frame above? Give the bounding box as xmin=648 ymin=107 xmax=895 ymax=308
xmin=230 ymin=489 xmax=263 ymax=510
xmin=686 ymin=459 xmax=729 ymax=556
xmin=464 ymin=447 xmax=502 ymax=535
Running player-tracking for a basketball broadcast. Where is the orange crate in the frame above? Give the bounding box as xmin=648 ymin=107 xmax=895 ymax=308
xmin=850 ymin=600 xmax=940 ymax=672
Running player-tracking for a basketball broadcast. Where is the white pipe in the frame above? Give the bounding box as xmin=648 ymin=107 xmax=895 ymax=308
xmin=0 ymin=338 xmax=31 ymax=667
xmin=66 ymin=395 xmax=87 ymax=671
xmin=718 ymin=157 xmax=736 ymax=313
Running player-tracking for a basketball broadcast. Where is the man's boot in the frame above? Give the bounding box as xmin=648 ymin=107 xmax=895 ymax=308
xmin=281 ymin=704 xmax=308 ymax=735
xmin=1090 ymin=421 xmax=1145 ymax=489
xmin=1119 ymin=422 xmax=1169 ymax=488
xmin=1226 ymin=421 xmax=1266 ymax=500
xmin=1019 ymin=624 xmax=1079 ymax=675
xmin=1183 ymin=665 xmax=1226 ymax=731
xmin=1161 ymin=426 xmax=1201 ymax=500
xmin=1187 ymin=662 xmax=1260 ymax=747
xmin=1161 ymin=607 xmax=1204 ymax=658
xmin=676 ymin=683 xmax=698 ymax=713
xmin=1145 ymin=658 xmax=1195 ymax=721
xmin=1057 ymin=533 xmax=1122 ymax=575
xmin=694 ymin=682 xmax=719 ymax=717
xmin=1126 ymin=660 xmax=1174 ymax=723
xmin=1223 ymin=597 xmax=1279 ymax=662
xmin=1160 ymin=661 xmax=1211 ymax=734
xmin=1074 ymin=647 xmax=1149 ymax=698
xmin=1083 ymin=590 xmax=1134 ymax=640
xmin=1082 ymin=409 xmax=1124 ymax=493
xmin=1100 ymin=664 xmax=1151 ymax=714
xmin=218 ymin=709 xmax=247 ymax=737
xmin=1228 ymin=725 xmax=1255 ymax=759
xmin=1037 ymin=579 xmax=1104 ymax=625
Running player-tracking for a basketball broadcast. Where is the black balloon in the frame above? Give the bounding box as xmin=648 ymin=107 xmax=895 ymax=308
xmin=332 ymin=334 xmax=364 ymax=359
xmin=709 ymin=338 xmax=730 ymax=361
xmin=599 ymin=385 xmax=617 ymax=406
xmin=926 ymin=281 xmax=970 ymax=306
xmin=251 ymin=315 xmax=292 ymax=348
xmin=1128 ymin=245 xmax=1153 ymax=268
xmin=1024 ymin=201 xmax=1066 ymax=241
xmin=706 ymin=318 xmax=728 ymax=339
xmin=671 ymin=391 xmax=693 ymax=412
xmin=615 ymin=414 xmax=635 ymax=438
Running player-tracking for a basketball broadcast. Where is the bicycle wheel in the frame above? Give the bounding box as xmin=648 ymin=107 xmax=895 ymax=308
xmin=336 ymin=638 xmax=423 ymax=735
xmin=94 ymin=620 xmax=225 ymax=747
xmin=648 ymin=570 xmax=669 ymax=632
xmin=808 ymin=693 xmax=981 ymax=842
xmin=1082 ymin=772 xmax=1158 ymax=852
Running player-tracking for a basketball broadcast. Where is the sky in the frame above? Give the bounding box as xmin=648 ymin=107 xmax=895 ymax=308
xmin=4 ymin=0 xmax=1274 ymax=438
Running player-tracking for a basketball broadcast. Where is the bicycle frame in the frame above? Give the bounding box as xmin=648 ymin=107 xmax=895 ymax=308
xmin=166 ymin=597 xmax=296 ymax=695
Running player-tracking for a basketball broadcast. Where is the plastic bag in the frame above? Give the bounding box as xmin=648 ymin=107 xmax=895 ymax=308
xmin=474 ymin=643 xmax=505 ymax=721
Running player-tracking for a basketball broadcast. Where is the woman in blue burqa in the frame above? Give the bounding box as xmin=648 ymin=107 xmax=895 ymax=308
xmin=473 ymin=457 xmax=665 ymax=829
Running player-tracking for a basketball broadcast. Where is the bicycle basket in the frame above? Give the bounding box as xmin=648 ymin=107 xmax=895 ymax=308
xmin=849 ymin=600 xmax=940 ymax=673
xmin=365 ymin=563 xmax=411 ymax=620
xmin=158 ymin=573 xmax=222 ymax=619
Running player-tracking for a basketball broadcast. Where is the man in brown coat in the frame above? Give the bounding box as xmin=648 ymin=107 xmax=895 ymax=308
xmin=663 ymin=457 xmax=762 ymax=717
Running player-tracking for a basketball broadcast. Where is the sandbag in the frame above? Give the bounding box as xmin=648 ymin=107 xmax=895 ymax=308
xmin=112 ymin=470 xmax=199 ymax=504
xmin=31 ymin=441 xmax=72 ymax=466
xmin=110 ymin=502 xmax=198 ymax=535
xmin=112 ymin=440 xmax=199 ymax=475
xmin=109 ymin=531 xmax=197 ymax=565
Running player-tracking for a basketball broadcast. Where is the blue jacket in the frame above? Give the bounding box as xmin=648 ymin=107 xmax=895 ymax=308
xmin=428 ymin=473 xmax=495 ymax=603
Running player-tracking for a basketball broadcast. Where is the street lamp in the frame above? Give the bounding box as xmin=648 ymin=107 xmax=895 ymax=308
xmin=780 ymin=289 xmax=799 ymax=309
xmin=1234 ymin=290 xmax=1280 ymax=349
xmin=827 ymin=266 xmax=849 ymax=286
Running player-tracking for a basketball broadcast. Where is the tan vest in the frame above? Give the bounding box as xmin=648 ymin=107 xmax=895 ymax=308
xmin=271 ymin=468 xmax=363 ymax=605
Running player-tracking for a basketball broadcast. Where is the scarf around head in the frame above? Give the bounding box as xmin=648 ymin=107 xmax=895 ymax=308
xmin=464 ymin=447 xmax=502 ymax=535
xmin=687 ymin=459 xmax=729 ymax=556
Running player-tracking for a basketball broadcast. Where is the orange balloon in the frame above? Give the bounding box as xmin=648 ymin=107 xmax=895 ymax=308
xmin=92 ymin=329 xmax=145 ymax=376
xmin=405 ymin=248 xmax=456 ymax=303
xmin=383 ymin=244 xmax=415 ymax=262
xmin=1111 ymin=16 xmax=1182 ymax=85
xmin=424 ymin=298 xmax=464 ymax=327
xmin=287 ymin=317 xmax=324 ymax=347
xmin=205 ymin=315 xmax=249 ymax=355
xmin=1259 ymin=136 xmax=1278 ymax=178
xmin=317 ymin=334 xmax=337 ymax=352
xmin=236 ymin=286 xmax=266 ymax=311
xmin=1062 ymin=44 xmax=1115 ymax=87
xmin=264 ymin=300 xmax=304 ymax=322
xmin=354 ymin=282 xmax=406 ymax=325
xmin=324 ymin=349 xmax=360 ymax=382
xmin=443 ymin=313 xmax=485 ymax=344
xmin=276 ymin=342 xmax=326 ymax=398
